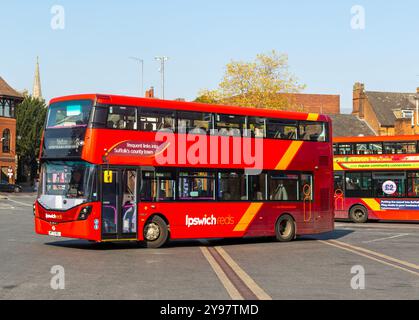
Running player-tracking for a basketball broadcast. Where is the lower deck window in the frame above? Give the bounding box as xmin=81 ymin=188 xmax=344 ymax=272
xmin=140 ymin=171 xmax=176 ymax=201
xmin=179 ymin=172 xmax=215 ymax=200
xmin=218 ymin=172 xmax=248 ymax=201
xmin=269 ymin=174 xmax=299 ymax=201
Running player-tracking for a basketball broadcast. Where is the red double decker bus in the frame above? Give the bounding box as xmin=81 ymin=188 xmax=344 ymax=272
xmin=35 ymin=94 xmax=334 ymax=248
xmin=334 ymin=135 xmax=419 ymax=223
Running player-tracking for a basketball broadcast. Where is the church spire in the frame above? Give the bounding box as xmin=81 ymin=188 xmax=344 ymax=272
xmin=33 ymin=56 xmax=42 ymax=99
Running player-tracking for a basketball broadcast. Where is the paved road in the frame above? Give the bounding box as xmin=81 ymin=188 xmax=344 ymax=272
xmin=0 ymin=194 xmax=418 ymax=300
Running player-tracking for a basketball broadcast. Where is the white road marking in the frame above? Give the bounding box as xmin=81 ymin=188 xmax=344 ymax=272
xmin=336 ymin=223 xmax=419 ymax=231
xmin=0 ymin=206 xmax=15 ymax=210
xmin=319 ymin=240 xmax=419 ymax=277
xmin=363 ymin=233 xmax=410 ymax=244
xmin=5 ymin=198 xmax=33 ymax=207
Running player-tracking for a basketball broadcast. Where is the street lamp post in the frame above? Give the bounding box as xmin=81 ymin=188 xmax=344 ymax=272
xmin=129 ymin=57 xmax=144 ymax=97
xmin=155 ymin=56 xmax=169 ymax=99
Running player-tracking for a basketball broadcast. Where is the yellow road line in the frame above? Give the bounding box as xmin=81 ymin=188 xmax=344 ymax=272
xmin=200 ymin=247 xmax=244 ymax=300
xmin=215 ymin=247 xmax=272 ymax=300
xmin=319 ymin=240 xmax=419 ymax=277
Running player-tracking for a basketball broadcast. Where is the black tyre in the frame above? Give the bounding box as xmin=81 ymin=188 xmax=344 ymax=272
xmin=349 ymin=205 xmax=368 ymax=224
xmin=143 ymin=216 xmax=169 ymax=248
xmin=275 ymin=214 xmax=296 ymax=242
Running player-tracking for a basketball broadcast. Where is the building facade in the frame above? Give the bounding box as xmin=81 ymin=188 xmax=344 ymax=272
xmin=0 ymin=77 xmax=23 ymax=183
xmin=287 ymin=93 xmax=341 ymax=114
xmin=352 ymin=82 xmax=419 ymax=136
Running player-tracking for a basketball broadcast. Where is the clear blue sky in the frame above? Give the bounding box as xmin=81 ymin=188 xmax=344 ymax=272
xmin=1 ymin=0 xmax=418 ymax=112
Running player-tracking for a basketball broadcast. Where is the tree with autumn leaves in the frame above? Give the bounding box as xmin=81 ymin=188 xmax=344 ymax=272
xmin=196 ymin=50 xmax=305 ymax=110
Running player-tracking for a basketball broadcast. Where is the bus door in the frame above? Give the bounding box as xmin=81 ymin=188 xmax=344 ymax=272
xmin=334 ymin=172 xmax=345 ymax=214
xmin=101 ymin=168 xmax=138 ymax=240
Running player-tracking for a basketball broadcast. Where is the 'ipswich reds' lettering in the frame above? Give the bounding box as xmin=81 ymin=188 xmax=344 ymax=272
xmin=186 ymin=215 xmax=217 ymax=228
xmin=186 ymin=215 xmax=235 ymax=228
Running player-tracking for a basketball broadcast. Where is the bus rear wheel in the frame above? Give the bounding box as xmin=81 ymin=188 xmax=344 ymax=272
xmin=143 ymin=216 xmax=169 ymax=249
xmin=349 ymin=206 xmax=368 ymax=224
xmin=275 ymin=215 xmax=296 ymax=242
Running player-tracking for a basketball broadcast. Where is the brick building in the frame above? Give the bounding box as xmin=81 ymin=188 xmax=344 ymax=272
xmin=352 ymin=82 xmax=419 ymax=136
xmin=0 ymin=77 xmax=23 ymax=183
xmin=284 ymin=93 xmax=341 ymax=114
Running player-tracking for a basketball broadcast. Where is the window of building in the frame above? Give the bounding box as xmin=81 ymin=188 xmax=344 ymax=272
xmin=266 ymin=119 xmax=298 ymax=140
xmin=372 ymin=172 xmax=406 ymax=198
xmin=299 ymin=122 xmax=327 ymax=142
xmin=2 ymin=129 xmax=10 ymax=153
xmin=218 ymin=172 xmax=248 ymax=201
xmin=248 ymin=117 xmax=266 ymax=138
xmin=178 ymin=171 xmax=215 ymax=200
xmin=4 ymin=101 xmax=10 ymax=118
xmin=106 ymin=106 xmax=137 ymax=130
xmin=1 ymin=167 xmax=9 ymax=183
xmin=269 ymin=173 xmax=299 ymax=201
xmin=248 ymin=173 xmax=267 ymax=201
xmin=402 ymin=110 xmax=414 ymax=119
xmin=139 ymin=171 xmax=176 ymax=201
xmin=178 ymin=111 xmax=213 ymax=135
xmin=345 ymin=172 xmax=372 ymax=198
xmin=215 ymin=114 xmax=246 ymax=137
xmin=139 ymin=109 xmax=175 ymax=132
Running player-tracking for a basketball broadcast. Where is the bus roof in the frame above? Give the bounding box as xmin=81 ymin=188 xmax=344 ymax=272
xmin=334 ymin=135 xmax=419 ymax=143
xmin=49 ymin=93 xmax=331 ymax=123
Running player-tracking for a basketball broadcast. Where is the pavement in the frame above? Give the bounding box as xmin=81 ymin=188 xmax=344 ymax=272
xmin=0 ymin=193 xmax=418 ymax=300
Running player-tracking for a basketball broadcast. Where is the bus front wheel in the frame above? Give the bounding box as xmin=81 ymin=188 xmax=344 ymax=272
xmin=349 ymin=206 xmax=368 ymax=224
xmin=143 ymin=216 xmax=169 ymax=249
xmin=275 ymin=214 xmax=296 ymax=242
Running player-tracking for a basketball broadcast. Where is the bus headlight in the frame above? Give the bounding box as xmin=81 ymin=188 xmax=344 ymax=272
xmin=78 ymin=206 xmax=93 ymax=221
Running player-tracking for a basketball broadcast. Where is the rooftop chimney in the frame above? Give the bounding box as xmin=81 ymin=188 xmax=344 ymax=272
xmin=353 ymin=82 xmax=365 ymax=117
xmin=145 ymin=87 xmax=154 ymax=98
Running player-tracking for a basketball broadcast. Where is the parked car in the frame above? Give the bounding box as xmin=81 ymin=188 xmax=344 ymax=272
xmin=0 ymin=182 xmax=22 ymax=193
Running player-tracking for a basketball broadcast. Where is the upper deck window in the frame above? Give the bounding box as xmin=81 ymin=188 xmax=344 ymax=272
xmin=383 ymin=142 xmax=417 ymax=154
xmin=139 ymin=109 xmax=175 ymax=132
xmin=107 ymin=106 xmax=137 ymax=130
xmin=47 ymin=100 xmax=92 ymax=129
xmin=266 ymin=119 xmax=298 ymax=140
xmin=178 ymin=111 xmax=213 ymax=135
xmin=336 ymin=144 xmax=353 ymax=155
xmin=299 ymin=122 xmax=327 ymax=142
xmin=355 ymin=143 xmax=383 ymax=155
xmin=248 ymin=117 xmax=267 ymax=138
xmin=216 ymin=114 xmax=246 ymax=137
